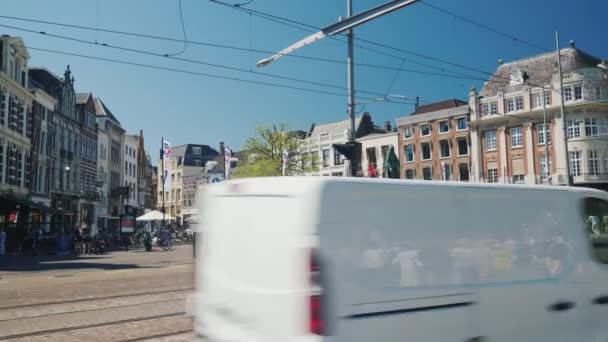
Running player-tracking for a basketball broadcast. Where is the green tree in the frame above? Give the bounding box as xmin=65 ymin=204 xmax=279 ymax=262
xmin=233 ymin=124 xmax=318 ymax=178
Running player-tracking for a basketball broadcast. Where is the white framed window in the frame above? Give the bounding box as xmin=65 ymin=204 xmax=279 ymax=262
xmin=439 ymin=140 xmax=450 ymax=158
xmin=322 ymin=149 xmax=330 ymax=167
xmin=485 ymin=131 xmax=497 ymax=151
xmin=507 ymin=98 xmax=515 ymax=112
xmin=490 ymin=102 xmax=498 ymax=115
xmin=192 ymin=146 xmax=202 ymax=155
xmin=457 ymin=137 xmax=468 ymax=156
xmin=540 ymin=154 xmax=552 ymax=181
xmin=421 ymin=142 xmax=432 ymax=161
xmin=487 ymin=168 xmax=498 ymax=183
xmin=403 ymin=126 xmax=413 ymax=139
xmin=515 ymin=96 xmax=523 ymax=111
xmin=545 ymin=91 xmax=551 ymax=106
xmin=456 ymin=117 xmax=468 ymax=130
xmin=422 ymin=167 xmax=433 ymax=180
xmin=585 ymin=118 xmax=598 ymax=137
xmin=511 ymin=127 xmax=523 ymax=148
xmin=533 ymin=93 xmax=542 ymax=108
xmin=569 ymin=151 xmax=581 ymax=177
xmin=537 ymin=123 xmax=551 ymax=145
xmin=439 ymin=120 xmax=449 ymax=133
xmin=567 ymin=120 xmax=581 ymax=139
xmin=589 ymin=150 xmax=600 ymax=176
xmin=601 ymin=119 xmax=608 ymax=136
xmin=404 ymin=144 xmax=414 ymax=163
xmin=420 ymin=124 xmax=430 ymax=137
xmin=574 ymin=85 xmax=583 ymax=100
xmin=564 ymin=87 xmax=573 ymax=102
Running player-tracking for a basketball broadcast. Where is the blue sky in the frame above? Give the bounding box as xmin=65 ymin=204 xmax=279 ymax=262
xmin=3 ymin=0 xmax=607 ymax=162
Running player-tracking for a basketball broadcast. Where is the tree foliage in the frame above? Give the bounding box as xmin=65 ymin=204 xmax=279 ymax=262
xmin=233 ymin=124 xmax=318 ymax=178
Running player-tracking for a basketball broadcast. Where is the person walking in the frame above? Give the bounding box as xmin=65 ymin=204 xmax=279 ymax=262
xmin=31 ymin=227 xmax=41 ymax=256
xmin=73 ymin=226 xmax=83 ymax=255
xmin=0 ymin=228 xmax=6 ymax=256
xmin=83 ymin=228 xmax=92 ymax=255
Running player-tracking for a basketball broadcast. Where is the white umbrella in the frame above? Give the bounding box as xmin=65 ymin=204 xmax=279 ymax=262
xmin=136 ymin=210 xmax=175 ymax=221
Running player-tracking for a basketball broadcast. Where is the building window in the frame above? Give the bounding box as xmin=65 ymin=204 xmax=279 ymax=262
xmin=457 ymin=137 xmax=468 ymax=156
xmin=459 ymin=164 xmax=469 ymax=182
xmin=507 ymin=98 xmax=515 ymax=112
xmin=601 ymin=119 xmax=608 ymax=136
xmin=381 ymin=145 xmax=390 ymax=160
xmin=421 ymin=142 xmax=431 ymax=161
xmin=564 ymin=87 xmax=573 ymax=102
xmin=311 ymin=151 xmax=318 ymax=169
xmin=567 ymin=120 xmax=581 ymax=139
xmin=405 ymin=169 xmax=415 ymax=180
xmin=420 ymin=124 xmax=430 ymax=137
xmin=588 ymin=150 xmax=600 ymax=176
xmin=194 ymin=160 xmax=202 ymax=166
xmin=192 ymin=146 xmax=202 ymax=155
xmin=331 ymin=172 xmax=343 ymax=177
xmin=366 ymin=148 xmax=377 ymax=169
xmin=456 ymin=117 xmax=467 ymax=130
xmin=403 ymin=126 xmax=413 ymax=139
xmin=569 ymin=151 xmax=581 ymax=177
xmin=487 ymin=168 xmax=498 ymax=183
xmin=596 ymin=87 xmax=601 ymax=101
xmin=404 ymin=144 xmax=414 ymax=162
xmin=585 ymin=118 xmax=598 ymax=137
xmin=511 ymin=127 xmax=523 ymax=148
xmin=322 ymin=149 xmax=330 ymax=167
xmin=604 ymin=151 xmax=608 ymax=174
xmin=513 ymin=174 xmax=525 ymax=184
xmin=439 ymin=121 xmax=449 ymax=133
xmin=482 ymin=102 xmax=498 ymax=116
xmin=574 ymin=85 xmax=583 ymax=100
xmin=515 ymin=96 xmax=523 ymax=111
xmin=490 ymin=102 xmax=498 ymax=115
xmin=443 ymin=163 xmax=452 ymax=181
xmin=540 ymin=154 xmax=552 ymax=180
xmin=533 ymin=93 xmax=542 ymax=108
xmin=537 ymin=123 xmax=551 ymax=144
xmin=422 ymin=167 xmax=433 ymax=180
xmin=440 ymin=140 xmax=450 ymax=158
xmin=333 ymin=148 xmax=344 ymax=165
xmin=485 ymin=131 xmax=497 ymax=151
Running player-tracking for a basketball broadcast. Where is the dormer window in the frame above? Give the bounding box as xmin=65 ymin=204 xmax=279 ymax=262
xmin=509 ymin=70 xmax=526 ymax=86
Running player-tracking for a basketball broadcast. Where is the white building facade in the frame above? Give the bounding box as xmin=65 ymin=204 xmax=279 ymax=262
xmin=359 ymin=132 xmax=398 ymax=178
xmin=469 ymin=42 xmax=608 ymax=190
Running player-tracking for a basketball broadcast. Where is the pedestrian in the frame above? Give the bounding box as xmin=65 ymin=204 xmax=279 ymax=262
xmin=31 ymin=227 xmax=41 ymax=256
xmin=83 ymin=228 xmax=92 ymax=255
xmin=0 ymin=228 xmax=6 ymax=256
xmin=73 ymin=226 xmax=83 ymax=255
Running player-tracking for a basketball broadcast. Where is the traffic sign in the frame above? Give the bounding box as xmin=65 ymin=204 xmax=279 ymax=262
xmin=212 ymin=178 xmax=221 ymax=183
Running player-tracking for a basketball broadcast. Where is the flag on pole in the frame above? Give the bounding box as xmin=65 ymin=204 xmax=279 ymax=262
xmin=282 ymin=151 xmax=289 ymax=176
xmin=162 ymin=139 xmax=172 ymax=192
xmin=224 ymin=146 xmax=231 ymax=180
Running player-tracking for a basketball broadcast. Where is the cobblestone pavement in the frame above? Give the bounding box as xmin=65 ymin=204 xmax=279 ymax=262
xmin=0 ymin=245 xmax=196 ymax=341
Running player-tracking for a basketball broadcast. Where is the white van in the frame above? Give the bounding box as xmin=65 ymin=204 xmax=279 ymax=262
xmin=190 ymin=177 xmax=608 ymax=342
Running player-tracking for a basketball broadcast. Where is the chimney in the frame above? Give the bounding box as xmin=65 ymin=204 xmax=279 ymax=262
xmin=384 ymin=121 xmax=392 ymax=132
xmin=219 ymin=141 xmax=225 ymax=156
xmin=569 ymin=40 xmax=575 ymax=48
xmin=498 ymin=59 xmax=504 ymax=65
xmin=415 ymin=97 xmax=420 ymax=111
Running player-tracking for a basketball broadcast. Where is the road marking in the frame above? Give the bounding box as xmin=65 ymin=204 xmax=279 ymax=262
xmin=105 ymin=269 xmax=134 ymax=274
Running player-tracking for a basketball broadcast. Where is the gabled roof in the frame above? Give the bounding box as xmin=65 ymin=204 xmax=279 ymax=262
xmin=480 ymin=46 xmax=604 ymax=97
xmin=76 ymin=92 xmax=92 ymax=105
xmin=94 ymin=97 xmax=122 ymax=126
xmin=410 ymin=99 xmax=468 ymax=115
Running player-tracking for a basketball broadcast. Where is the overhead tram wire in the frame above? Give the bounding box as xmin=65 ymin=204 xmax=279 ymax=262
xmin=10 ymin=43 xmax=423 ymax=105
xmin=207 ymin=0 xmax=483 ymax=80
xmin=205 ymin=0 xmax=565 ymax=93
xmin=0 ymin=23 xmax=422 ymax=100
xmin=419 ymin=0 xmax=550 ymax=52
xmin=0 ymin=15 xmax=487 ymax=85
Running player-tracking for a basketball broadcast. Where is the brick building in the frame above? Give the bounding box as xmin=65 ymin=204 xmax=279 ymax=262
xmin=396 ymin=99 xmax=471 ymax=181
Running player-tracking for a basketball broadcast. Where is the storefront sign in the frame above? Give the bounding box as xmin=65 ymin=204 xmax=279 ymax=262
xmin=121 ymin=216 xmax=135 ymax=233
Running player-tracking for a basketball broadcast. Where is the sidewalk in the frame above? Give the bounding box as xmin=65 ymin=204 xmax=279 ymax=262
xmin=0 ymin=245 xmax=194 ymax=278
